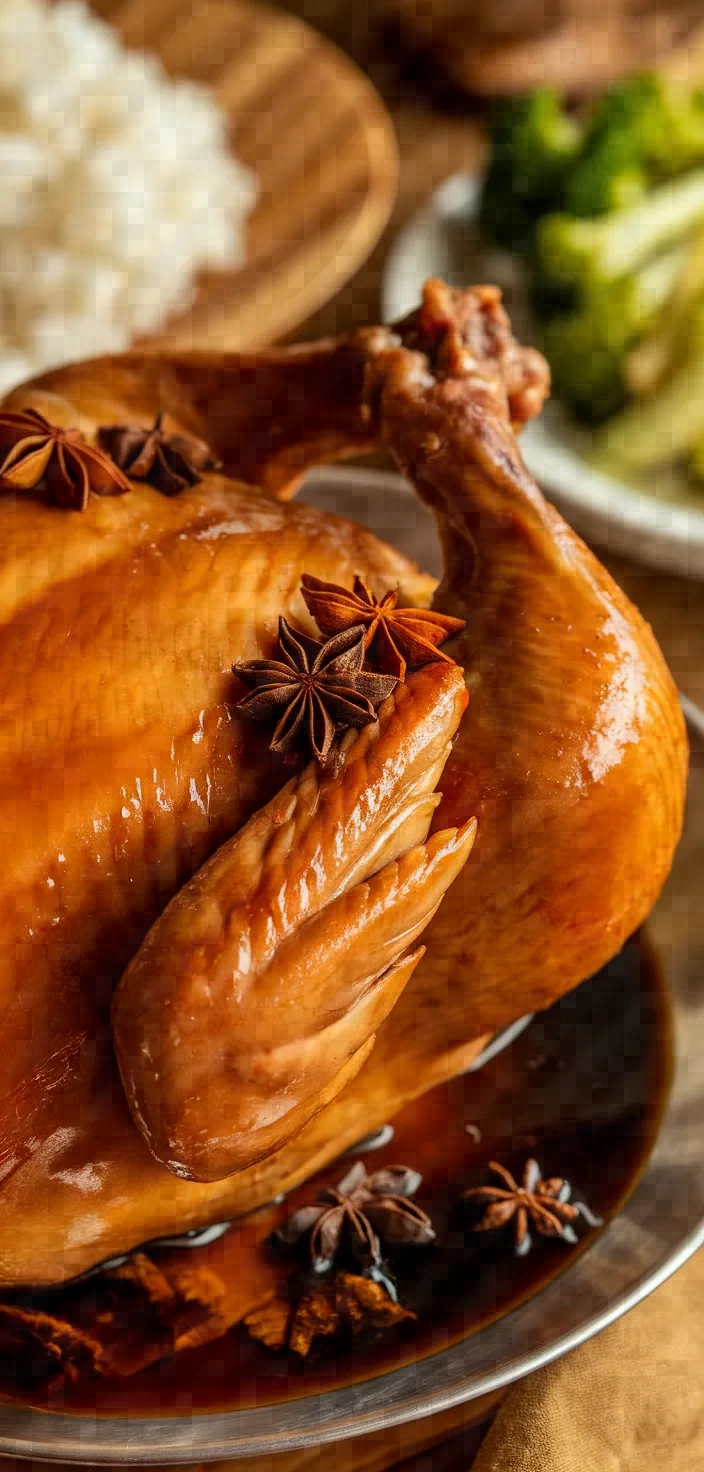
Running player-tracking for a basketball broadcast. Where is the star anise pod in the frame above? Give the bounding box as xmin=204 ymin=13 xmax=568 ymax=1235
xmin=0 ymin=408 xmax=132 ymax=510
xmin=301 ymin=573 xmax=466 ymax=680
xmin=275 ymin=1160 xmax=436 ymax=1274
xmin=233 ymin=618 xmax=398 ymax=765
xmin=464 ymin=1159 xmax=602 ymax=1258
xmin=97 ymin=412 xmax=220 ymax=496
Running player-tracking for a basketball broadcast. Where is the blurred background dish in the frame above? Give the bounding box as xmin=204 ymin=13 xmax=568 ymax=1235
xmin=383 ymin=160 xmax=704 ymax=578
xmin=477 ymin=76 xmax=704 ymax=481
xmin=134 ymin=0 xmax=399 ymax=352
xmin=389 ymin=0 xmax=703 ymax=96
xmin=0 ymin=0 xmax=398 ymax=386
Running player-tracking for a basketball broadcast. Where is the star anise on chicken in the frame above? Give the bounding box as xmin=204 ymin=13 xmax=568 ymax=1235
xmin=464 ymin=1159 xmax=602 ymax=1258
xmin=275 ymin=1161 xmax=436 ymax=1274
xmin=0 ymin=408 xmax=132 ymax=510
xmin=301 ymin=573 xmax=466 ymax=680
xmin=233 ymin=619 xmax=398 ymax=765
xmin=97 ymin=412 xmax=220 ymax=496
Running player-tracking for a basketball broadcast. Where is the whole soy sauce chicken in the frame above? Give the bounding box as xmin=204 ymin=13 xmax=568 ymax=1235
xmin=0 ymin=282 xmax=687 ymax=1286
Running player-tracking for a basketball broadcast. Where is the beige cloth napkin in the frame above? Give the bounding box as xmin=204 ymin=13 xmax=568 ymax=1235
xmin=472 ymin=1247 xmax=704 ymax=1472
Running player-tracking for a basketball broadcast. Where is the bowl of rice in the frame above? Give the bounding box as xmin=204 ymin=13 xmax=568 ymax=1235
xmin=0 ymin=0 xmax=260 ymax=393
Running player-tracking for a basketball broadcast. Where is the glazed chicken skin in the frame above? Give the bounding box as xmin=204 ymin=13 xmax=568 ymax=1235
xmin=0 ymin=281 xmax=687 ymax=1285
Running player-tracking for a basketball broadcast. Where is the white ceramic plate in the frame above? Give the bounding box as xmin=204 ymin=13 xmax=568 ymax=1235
xmin=383 ymin=174 xmax=704 ymax=579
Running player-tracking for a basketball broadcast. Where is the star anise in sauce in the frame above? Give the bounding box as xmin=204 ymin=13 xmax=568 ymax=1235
xmin=301 ymin=573 xmax=466 ymax=680
xmin=97 ymin=412 xmax=220 ymax=496
xmin=233 ymin=618 xmax=398 ymax=765
xmin=464 ymin=1159 xmax=602 ymax=1258
xmin=0 ymin=408 xmax=132 ymax=510
xmin=275 ymin=1161 xmax=436 ymax=1274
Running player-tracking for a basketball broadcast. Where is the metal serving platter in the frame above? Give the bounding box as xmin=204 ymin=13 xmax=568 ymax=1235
xmin=1 ymin=467 xmax=702 ymax=1463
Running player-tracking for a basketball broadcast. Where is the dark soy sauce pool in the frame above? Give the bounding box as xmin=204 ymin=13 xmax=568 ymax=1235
xmin=5 ymin=930 xmax=672 ymax=1417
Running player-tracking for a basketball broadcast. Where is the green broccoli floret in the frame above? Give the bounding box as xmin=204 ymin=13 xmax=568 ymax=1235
xmin=565 ymin=75 xmax=704 ymax=219
xmin=527 ymin=271 xmax=579 ymax=323
xmin=564 ymin=78 xmax=655 ymax=217
xmin=538 ymin=169 xmax=704 ymax=287
xmin=480 ymin=90 xmax=581 ymax=251
xmin=540 ymin=308 xmax=629 ymax=423
xmin=539 ymin=247 xmax=685 ymax=423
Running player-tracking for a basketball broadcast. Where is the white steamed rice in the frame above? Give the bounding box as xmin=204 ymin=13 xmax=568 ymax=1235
xmin=0 ymin=0 xmax=257 ymax=392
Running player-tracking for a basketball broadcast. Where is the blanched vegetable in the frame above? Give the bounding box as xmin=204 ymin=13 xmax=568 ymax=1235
xmin=481 ymin=73 xmax=704 ymax=460
xmin=540 ymin=248 xmax=686 ymax=422
xmin=592 ymin=310 xmax=704 ymax=471
xmin=538 ymin=171 xmax=704 ymax=288
xmin=565 ymin=75 xmax=704 ymax=219
xmin=480 ymin=89 xmax=581 ymax=250
xmin=625 ymin=228 xmax=704 ymax=396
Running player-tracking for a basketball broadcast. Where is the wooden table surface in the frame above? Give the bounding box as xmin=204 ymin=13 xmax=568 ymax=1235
xmin=281 ymin=0 xmax=704 ymax=717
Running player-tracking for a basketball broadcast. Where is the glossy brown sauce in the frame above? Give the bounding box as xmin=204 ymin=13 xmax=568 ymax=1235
xmin=4 ymin=931 xmax=671 ymax=1418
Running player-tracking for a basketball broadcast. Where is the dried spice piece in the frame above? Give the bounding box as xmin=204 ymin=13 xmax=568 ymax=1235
xmin=334 ymin=1271 xmax=415 ymax=1337
xmin=288 ymin=1286 xmax=340 ymax=1357
xmin=464 ymin=1159 xmax=603 ymax=1258
xmin=233 ymin=618 xmax=398 ymax=765
xmin=275 ymin=1160 xmax=435 ymax=1274
xmin=241 ymin=1295 xmax=291 ymax=1352
xmin=98 ymin=412 xmax=220 ymax=496
xmin=0 ymin=1303 xmax=101 ymax=1388
xmin=244 ymin=1273 xmax=415 ymax=1358
xmin=0 ymin=1249 xmax=240 ymax=1387
xmin=301 ymin=573 xmax=466 ymax=680
xmin=108 ymin=1251 xmax=178 ymax=1309
xmin=99 ymin=1253 xmax=231 ymax=1373
xmin=0 ymin=408 xmax=132 ymax=510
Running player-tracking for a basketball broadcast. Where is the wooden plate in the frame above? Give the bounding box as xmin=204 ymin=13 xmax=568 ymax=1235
xmin=90 ymin=0 xmax=399 ymax=349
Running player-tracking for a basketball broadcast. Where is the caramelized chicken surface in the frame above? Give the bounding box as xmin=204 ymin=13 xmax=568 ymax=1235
xmin=0 ymin=282 xmax=687 ymax=1285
